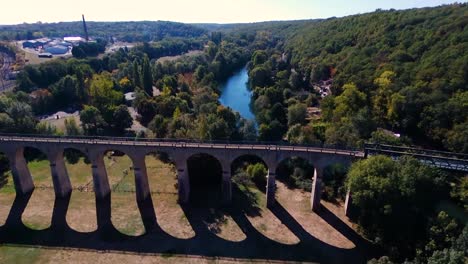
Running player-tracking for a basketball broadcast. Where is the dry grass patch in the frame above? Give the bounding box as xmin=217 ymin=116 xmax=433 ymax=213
xmin=21 ymin=189 xmax=55 ymax=230
xmin=275 ymin=181 xmax=355 ymax=249
xmin=66 ymin=191 xmax=97 ymax=232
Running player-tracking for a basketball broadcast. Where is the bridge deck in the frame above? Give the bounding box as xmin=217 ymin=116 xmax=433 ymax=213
xmin=0 ymin=135 xmax=366 ymax=157
xmin=365 ymin=144 xmax=468 ymax=172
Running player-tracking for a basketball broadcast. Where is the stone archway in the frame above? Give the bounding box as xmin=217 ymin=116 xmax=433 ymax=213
xmin=186 ymin=153 xmax=223 ymax=206
xmin=63 ymin=147 xmax=97 ymax=233
xmin=102 ymin=149 xmax=145 ymax=236
xmin=21 ymin=146 xmax=54 ymax=230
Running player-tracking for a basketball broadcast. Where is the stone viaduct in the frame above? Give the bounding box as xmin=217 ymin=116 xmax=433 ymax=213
xmin=0 ymin=135 xmax=364 ymax=227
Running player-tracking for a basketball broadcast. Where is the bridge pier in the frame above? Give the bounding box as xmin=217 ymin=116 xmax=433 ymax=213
xmin=90 ymin=151 xmax=111 ymax=199
xmin=344 ymin=190 xmax=355 ymax=217
xmin=89 ymin=151 xmax=112 ymax=230
xmin=46 ymin=149 xmax=72 ymax=198
xmin=177 ymin=164 xmax=190 ymax=204
xmin=130 ymin=153 xmax=157 ymax=231
xmin=131 ymin=154 xmax=151 ymax=202
xmin=6 ymin=148 xmax=34 ymax=195
xmin=311 ymin=166 xmax=323 ymax=212
xmin=266 ymin=170 xmax=276 ymax=208
xmin=222 ymin=170 xmax=232 ymax=204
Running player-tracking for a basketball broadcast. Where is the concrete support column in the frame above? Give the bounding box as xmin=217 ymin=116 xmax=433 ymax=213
xmin=266 ymin=170 xmax=276 ymax=208
xmin=90 ymin=151 xmax=111 ymax=200
xmin=177 ymin=163 xmax=190 ymax=204
xmin=311 ymin=166 xmax=324 ymax=212
xmin=6 ymin=148 xmax=34 ymax=195
xmin=222 ymin=170 xmax=232 ymax=204
xmin=90 ymin=150 xmax=112 ymax=231
xmin=344 ymin=190 xmax=354 ymax=217
xmin=131 ymin=154 xmax=150 ymax=202
xmin=47 ymin=149 xmax=72 ymax=198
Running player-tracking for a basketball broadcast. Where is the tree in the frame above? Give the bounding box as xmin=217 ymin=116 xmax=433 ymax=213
xmin=372 ymin=71 xmax=396 ymax=126
xmin=141 ymin=55 xmax=153 ymax=96
xmin=239 ymin=119 xmax=257 ymax=141
xmin=258 ymin=120 xmax=285 ymax=141
xmin=148 ymin=114 xmax=168 ymax=138
xmin=445 ymin=121 xmax=468 ymax=153
xmin=249 ymin=66 xmax=270 ymax=88
xmin=0 ymin=113 xmax=14 ymax=133
xmin=288 ymin=71 xmax=302 ymax=90
xmin=64 ymin=118 xmax=81 ymax=136
xmin=119 ymin=77 xmax=133 ymax=92
xmin=333 ymin=83 xmax=367 ymax=121
xmin=71 ymin=46 xmax=86 ymax=58
xmin=80 ymin=105 xmax=106 ymax=135
xmin=346 ymin=155 xmax=449 ymax=260
xmin=132 ymin=59 xmax=141 ymax=88
xmin=50 ymin=75 xmax=79 ymax=108
xmin=110 ymin=105 xmax=133 ymax=133
xmin=5 ymin=102 xmax=37 ymax=133
xmin=88 ymin=73 xmax=124 ymax=117
xmin=287 ymin=103 xmax=307 ymax=126
xmin=251 ymin=50 xmax=268 ymax=66
xmin=246 ymin=163 xmax=267 ymax=185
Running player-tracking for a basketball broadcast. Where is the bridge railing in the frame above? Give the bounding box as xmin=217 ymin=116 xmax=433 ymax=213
xmin=364 ymin=143 xmax=468 ymax=160
xmin=0 ymin=133 xmax=362 ymax=153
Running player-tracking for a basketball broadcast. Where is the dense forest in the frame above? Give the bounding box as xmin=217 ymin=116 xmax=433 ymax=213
xmin=0 ymin=3 xmax=467 ymax=264
xmin=284 ymin=4 xmax=468 ymax=152
xmin=0 ymin=20 xmax=207 ymax=42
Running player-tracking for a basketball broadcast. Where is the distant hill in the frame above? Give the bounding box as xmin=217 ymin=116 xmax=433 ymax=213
xmin=0 ymin=21 xmax=207 ymax=42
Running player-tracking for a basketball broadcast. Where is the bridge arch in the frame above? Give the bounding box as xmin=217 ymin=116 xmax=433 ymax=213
xmin=102 ymin=149 xmax=146 ymax=236
xmin=144 ymin=151 xmax=195 ymax=239
xmin=230 ymin=154 xmax=268 ymax=192
xmin=0 ymin=150 xmax=14 ymax=227
xmin=21 ymin=146 xmax=54 ymax=230
xmin=63 ymin=147 xmax=97 ymax=233
xmin=186 ymin=153 xmax=223 ymax=205
xmin=276 ymin=156 xmax=315 ymax=191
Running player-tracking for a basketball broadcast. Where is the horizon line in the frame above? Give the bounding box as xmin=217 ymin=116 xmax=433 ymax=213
xmin=0 ymin=3 xmax=460 ymax=27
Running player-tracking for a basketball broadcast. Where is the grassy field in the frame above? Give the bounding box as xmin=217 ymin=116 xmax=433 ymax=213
xmin=0 ymin=154 xmax=362 ymax=263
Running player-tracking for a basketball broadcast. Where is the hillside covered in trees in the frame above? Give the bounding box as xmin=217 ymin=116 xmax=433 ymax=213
xmin=283 ymin=4 xmax=468 ymax=152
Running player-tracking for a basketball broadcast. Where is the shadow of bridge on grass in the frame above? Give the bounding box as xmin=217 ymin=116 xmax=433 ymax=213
xmin=0 ymin=186 xmax=376 ymax=264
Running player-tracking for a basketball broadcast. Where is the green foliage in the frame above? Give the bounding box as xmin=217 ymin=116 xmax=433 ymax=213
xmin=89 ymin=73 xmax=123 ymax=112
xmin=450 ymin=176 xmax=468 ymax=211
xmin=0 ymin=21 xmax=206 ymax=41
xmin=71 ymin=39 xmax=106 ymax=58
xmin=110 ymin=105 xmax=133 ymax=133
xmin=79 ymin=105 xmax=106 ymax=135
xmin=322 ymin=163 xmax=348 ymax=201
xmin=249 ymin=66 xmax=270 ymax=88
xmin=36 ymin=122 xmax=59 ymax=135
xmin=141 ymin=55 xmax=153 ymax=96
xmin=276 ymin=157 xmax=314 ymax=191
xmin=285 ymin=4 xmax=468 ymax=151
xmin=148 ymin=115 xmax=168 ymax=138
xmin=369 ymin=128 xmax=410 ymax=146
xmin=64 ymin=118 xmax=81 ymax=136
xmin=50 ymin=75 xmax=80 ymax=109
xmin=425 ymin=223 xmax=467 ymax=264
xmin=287 ymin=103 xmax=307 ymax=127
xmin=246 ymin=163 xmax=267 ymax=185
xmin=346 ymin=155 xmax=449 ymax=261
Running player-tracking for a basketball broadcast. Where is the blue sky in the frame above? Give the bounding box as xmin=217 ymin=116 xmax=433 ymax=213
xmin=1 ymin=0 xmax=464 ymax=25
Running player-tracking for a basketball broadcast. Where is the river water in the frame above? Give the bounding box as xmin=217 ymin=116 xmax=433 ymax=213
xmin=219 ymin=66 xmax=256 ymax=121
